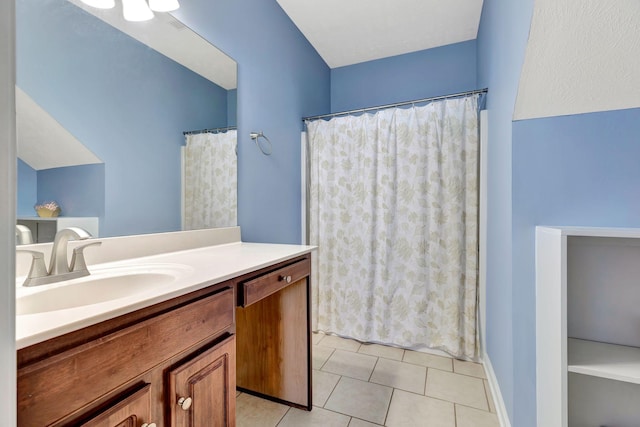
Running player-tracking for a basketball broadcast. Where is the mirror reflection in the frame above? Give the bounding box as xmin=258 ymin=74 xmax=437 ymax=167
xmin=16 ymin=0 xmax=238 ymax=243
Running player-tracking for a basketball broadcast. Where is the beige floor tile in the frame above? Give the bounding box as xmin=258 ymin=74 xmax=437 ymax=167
xmin=456 ymin=404 xmax=500 ymax=427
xmin=386 ymin=389 xmax=455 ymax=427
xmin=358 ymin=343 xmax=404 ymax=361
xmin=277 ymin=406 xmax=350 ymax=427
xmin=324 ymin=377 xmax=392 ymax=425
xmin=313 ymin=369 xmax=341 ymax=407
xmin=403 ymin=350 xmax=453 ymax=372
xmin=453 ymin=359 xmax=487 ymax=379
xmin=348 ymin=418 xmax=383 ymax=427
xmin=322 ymin=349 xmax=378 ymax=381
xmin=236 ymin=393 xmax=289 ymax=427
xmin=312 ymin=331 xmax=326 ymax=345
xmin=318 ymin=335 xmax=362 ymax=352
xmin=369 ymin=358 xmax=427 ymax=394
xmin=313 ymin=345 xmax=335 ymax=370
xmin=484 ymin=379 xmax=496 ymax=413
xmin=425 ymin=369 xmax=488 ymax=410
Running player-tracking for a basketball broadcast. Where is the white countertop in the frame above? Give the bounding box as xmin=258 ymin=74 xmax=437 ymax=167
xmin=16 ymin=241 xmax=315 ymax=349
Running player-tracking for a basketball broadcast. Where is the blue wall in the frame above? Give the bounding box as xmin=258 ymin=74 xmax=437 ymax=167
xmin=38 ymin=164 xmax=105 ymax=218
xmin=331 ymin=40 xmax=477 ymax=113
xmin=17 ymin=158 xmax=36 ymax=216
xmin=478 ymin=2 xmax=640 ymax=426
xmin=174 ymin=0 xmax=331 ymax=244
xmin=476 ymin=0 xmax=535 ymax=424
xmin=227 ymin=89 xmax=238 ymax=127
xmin=510 ymin=107 xmax=640 ymax=426
xmin=17 ymin=0 xmax=229 ymax=237
xmin=17 ymin=160 xmax=104 ymax=218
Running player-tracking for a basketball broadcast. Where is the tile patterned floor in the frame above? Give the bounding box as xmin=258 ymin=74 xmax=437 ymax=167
xmin=236 ymin=333 xmax=499 ymax=427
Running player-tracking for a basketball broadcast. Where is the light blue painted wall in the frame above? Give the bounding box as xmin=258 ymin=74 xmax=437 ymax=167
xmin=228 ymin=89 xmax=238 ymax=127
xmin=513 ymin=109 xmax=640 ymax=228
xmin=511 ymin=107 xmax=640 ymax=426
xmin=17 ymin=158 xmax=36 ymax=216
xmin=476 ymin=0 xmax=535 ymax=425
xmin=16 ymin=0 xmax=229 ymax=237
xmin=38 ymin=164 xmax=105 ymax=218
xmin=330 ymin=40 xmax=477 ymax=113
xmin=173 ymin=0 xmax=331 ymax=244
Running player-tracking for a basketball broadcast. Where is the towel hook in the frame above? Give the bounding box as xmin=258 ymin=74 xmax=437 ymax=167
xmin=249 ymin=131 xmax=272 ymax=156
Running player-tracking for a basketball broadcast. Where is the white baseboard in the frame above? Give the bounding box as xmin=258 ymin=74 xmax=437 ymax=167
xmin=482 ymin=352 xmax=512 ymax=427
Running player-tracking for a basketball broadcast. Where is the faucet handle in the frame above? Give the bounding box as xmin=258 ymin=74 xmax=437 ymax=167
xmin=17 ymin=250 xmax=48 ymax=282
xmin=70 ymin=242 xmax=102 ymax=273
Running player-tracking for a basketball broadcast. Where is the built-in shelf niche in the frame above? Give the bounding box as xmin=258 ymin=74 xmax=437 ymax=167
xmin=536 ymin=227 xmax=640 ymax=427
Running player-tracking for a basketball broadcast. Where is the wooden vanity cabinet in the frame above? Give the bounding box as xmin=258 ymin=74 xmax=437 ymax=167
xmin=235 ymin=255 xmax=312 ymax=409
xmin=17 ymin=285 xmax=235 ymax=427
xmin=168 ymin=336 xmax=236 ymax=427
xmin=17 ymin=251 xmax=313 ymax=426
xmin=80 ymin=384 xmax=153 ymax=427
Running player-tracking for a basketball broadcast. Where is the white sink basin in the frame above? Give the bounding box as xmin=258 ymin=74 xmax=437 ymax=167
xmin=16 ymin=264 xmax=193 ymax=315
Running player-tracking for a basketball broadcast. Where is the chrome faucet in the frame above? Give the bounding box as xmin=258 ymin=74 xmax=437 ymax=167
xmin=17 ymin=227 xmax=101 ymax=287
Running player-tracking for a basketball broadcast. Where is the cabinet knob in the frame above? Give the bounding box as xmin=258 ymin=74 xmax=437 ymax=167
xmin=178 ymin=396 xmax=193 ymax=410
xmin=280 ymin=275 xmax=292 ymax=283
xmin=141 ymin=423 xmax=157 ymax=427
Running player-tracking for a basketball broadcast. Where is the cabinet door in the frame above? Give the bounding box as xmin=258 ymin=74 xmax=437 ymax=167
xmin=81 ymin=384 xmax=154 ymax=427
xmin=236 ymin=277 xmax=310 ymax=408
xmin=168 ymin=335 xmax=236 ymax=427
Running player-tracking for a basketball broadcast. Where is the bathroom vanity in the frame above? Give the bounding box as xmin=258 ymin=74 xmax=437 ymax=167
xmin=16 ymin=227 xmax=314 ymax=426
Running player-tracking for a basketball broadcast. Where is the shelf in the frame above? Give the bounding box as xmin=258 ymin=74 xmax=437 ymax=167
xmin=568 ymin=338 xmax=640 ymax=385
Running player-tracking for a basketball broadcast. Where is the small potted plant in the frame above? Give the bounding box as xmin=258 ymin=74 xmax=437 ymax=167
xmin=34 ymin=201 xmax=61 ymax=218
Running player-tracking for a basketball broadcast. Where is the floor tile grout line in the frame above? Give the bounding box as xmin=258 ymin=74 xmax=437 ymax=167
xmin=317 ymin=341 xmax=488 ymax=380
xmin=316 ymin=347 xmax=336 ymax=371
xmin=382 ymin=386 xmax=396 ymax=426
xmin=321 ymin=373 xmax=343 ymax=409
xmin=367 ymin=355 xmax=380 ymax=382
xmin=274 ymin=406 xmax=291 ymax=427
xmin=385 ymin=382 xmax=492 ymax=413
xmin=454 ymin=402 xmax=459 ymax=427
xmin=424 ymin=366 xmax=429 ymax=396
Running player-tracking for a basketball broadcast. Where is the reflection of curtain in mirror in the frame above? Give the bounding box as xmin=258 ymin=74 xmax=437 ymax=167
xmin=183 ymin=131 xmax=237 ymax=230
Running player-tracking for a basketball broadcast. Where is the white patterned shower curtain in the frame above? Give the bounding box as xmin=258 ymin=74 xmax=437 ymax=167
xmin=306 ymin=95 xmax=479 ymax=358
xmin=183 ymin=130 xmax=237 ymax=230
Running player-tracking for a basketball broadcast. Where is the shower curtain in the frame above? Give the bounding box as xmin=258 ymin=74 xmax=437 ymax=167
xmin=183 ymin=130 xmax=237 ymax=230
xmin=306 ymin=95 xmax=479 ymax=358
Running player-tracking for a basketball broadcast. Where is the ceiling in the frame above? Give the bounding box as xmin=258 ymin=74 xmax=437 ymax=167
xmin=515 ymin=0 xmax=640 ymax=120
xmin=276 ymin=0 xmax=484 ymax=69
xmin=278 ymin=0 xmax=640 ymax=119
xmin=16 ymin=87 xmax=102 ymax=170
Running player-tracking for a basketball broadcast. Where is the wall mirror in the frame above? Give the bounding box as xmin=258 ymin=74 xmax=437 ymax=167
xmin=15 ymin=0 xmax=238 ymax=244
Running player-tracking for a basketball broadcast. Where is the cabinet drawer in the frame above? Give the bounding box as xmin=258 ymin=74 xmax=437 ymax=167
xmin=80 ymin=384 xmax=152 ymax=427
xmin=18 ymin=287 xmax=234 ymax=427
xmin=240 ymin=258 xmax=310 ymax=307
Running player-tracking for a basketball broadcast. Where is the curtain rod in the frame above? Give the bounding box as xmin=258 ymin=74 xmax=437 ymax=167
xmin=183 ymin=125 xmax=237 ymax=136
xmin=302 ymin=88 xmax=488 ymax=122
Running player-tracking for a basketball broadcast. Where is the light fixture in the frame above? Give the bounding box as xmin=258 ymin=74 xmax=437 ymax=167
xmin=80 ymin=0 xmax=180 ymax=22
xmin=122 ymin=0 xmax=154 ymax=22
xmin=80 ymin=0 xmax=116 ymax=8
xmin=148 ymin=0 xmax=180 ymax=13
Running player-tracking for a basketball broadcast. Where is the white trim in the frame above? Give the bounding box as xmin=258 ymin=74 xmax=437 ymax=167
xmin=483 ymin=351 xmax=512 ymax=427
xmin=479 ymin=110 xmax=488 ymax=354
xmin=300 ymin=131 xmax=307 ymax=245
xmin=180 ymin=145 xmax=185 ymax=231
xmin=0 ymin=0 xmax=17 ymax=424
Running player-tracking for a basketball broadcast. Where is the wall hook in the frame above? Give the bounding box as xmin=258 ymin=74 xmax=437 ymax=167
xmin=249 ymin=131 xmax=272 ymax=156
